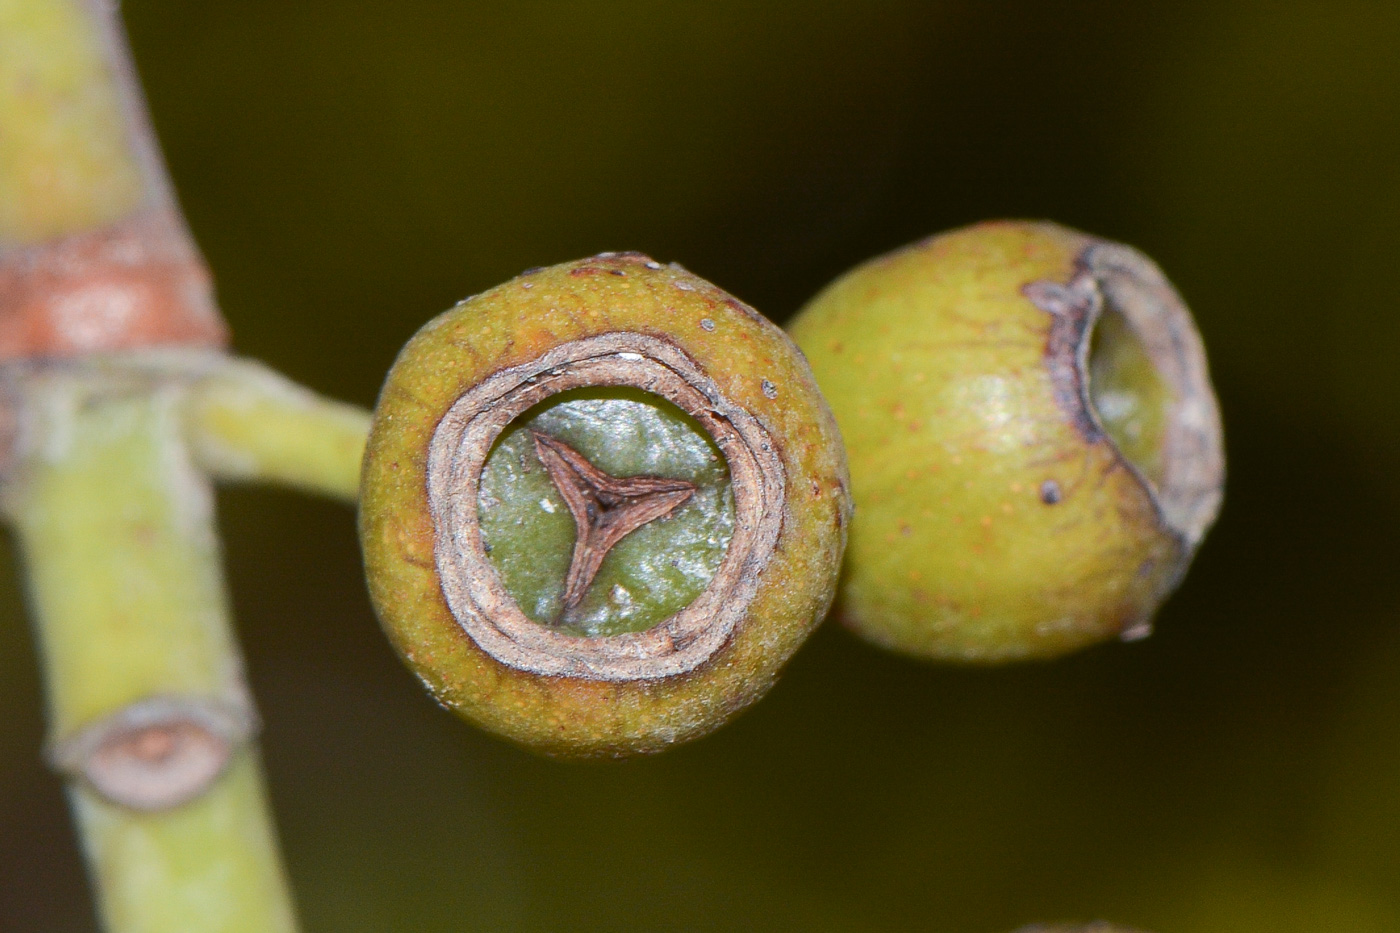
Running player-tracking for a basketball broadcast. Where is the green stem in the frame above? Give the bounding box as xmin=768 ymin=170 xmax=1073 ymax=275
xmin=71 ymin=754 xmax=295 ymax=933
xmin=3 ymin=353 xmax=300 ymax=933
xmin=183 ymin=357 xmax=370 ymax=505
xmin=0 ymin=0 xmax=171 ymax=245
xmin=2 ymin=0 xmax=376 ymax=927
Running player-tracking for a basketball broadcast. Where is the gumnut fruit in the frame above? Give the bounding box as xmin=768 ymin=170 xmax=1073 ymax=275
xmin=359 ymin=252 xmax=851 ymax=757
xmin=787 ymin=221 xmax=1223 ymax=662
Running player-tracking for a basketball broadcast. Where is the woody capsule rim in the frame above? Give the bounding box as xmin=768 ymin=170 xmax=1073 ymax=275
xmin=427 ymin=331 xmax=786 ymax=682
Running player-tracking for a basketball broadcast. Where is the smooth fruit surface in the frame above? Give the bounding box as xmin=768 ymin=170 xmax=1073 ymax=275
xmin=359 ymin=252 xmax=850 ymax=757
xmin=788 ymin=221 xmax=1223 ymax=662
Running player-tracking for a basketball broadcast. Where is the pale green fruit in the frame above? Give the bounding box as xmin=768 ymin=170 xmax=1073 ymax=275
xmin=788 ymin=221 xmax=1223 ymax=662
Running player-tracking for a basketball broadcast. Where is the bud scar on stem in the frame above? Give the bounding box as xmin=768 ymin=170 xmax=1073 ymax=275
xmin=47 ymin=695 xmax=256 ymax=812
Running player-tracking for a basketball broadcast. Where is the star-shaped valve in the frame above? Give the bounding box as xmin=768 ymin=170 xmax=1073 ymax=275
xmin=530 ymin=430 xmax=697 ymax=621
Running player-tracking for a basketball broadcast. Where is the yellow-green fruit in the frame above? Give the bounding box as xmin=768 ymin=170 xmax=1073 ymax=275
xmin=788 ymin=221 xmax=1223 ymax=662
xmin=359 ymin=252 xmax=850 ymax=757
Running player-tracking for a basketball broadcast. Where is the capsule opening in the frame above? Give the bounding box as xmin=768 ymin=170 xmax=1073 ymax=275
xmin=477 ymin=387 xmax=735 ymax=639
xmin=1087 ymin=302 xmax=1174 ymax=491
xmin=1082 ymin=243 xmax=1224 ymax=548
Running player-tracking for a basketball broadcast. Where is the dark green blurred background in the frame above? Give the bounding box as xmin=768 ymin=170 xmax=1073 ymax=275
xmin=5 ymin=1 xmax=1400 ymax=930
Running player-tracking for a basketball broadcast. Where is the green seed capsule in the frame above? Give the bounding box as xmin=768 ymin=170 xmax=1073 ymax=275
xmin=359 ymin=253 xmax=851 ymax=757
xmin=788 ymin=221 xmax=1224 ymax=662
